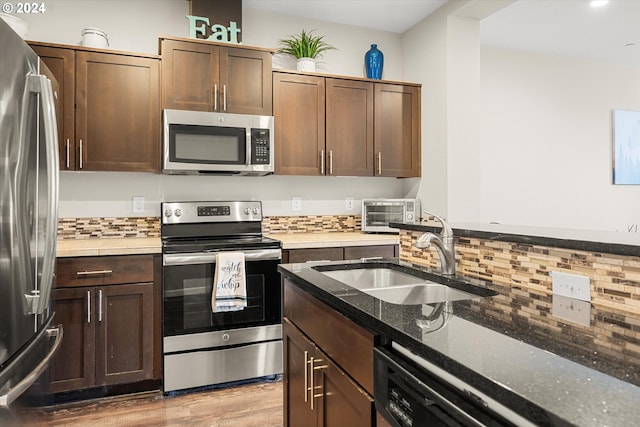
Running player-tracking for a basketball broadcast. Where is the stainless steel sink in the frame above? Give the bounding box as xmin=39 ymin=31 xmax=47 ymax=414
xmin=318 ymin=267 xmax=481 ymax=305
xmin=361 ymin=283 xmax=479 ymax=305
xmin=320 ymin=268 xmax=427 ymax=290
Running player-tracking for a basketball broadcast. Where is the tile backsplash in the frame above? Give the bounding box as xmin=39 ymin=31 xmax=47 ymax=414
xmin=399 ymin=230 xmax=640 ymax=314
xmin=57 ymin=215 xmax=361 ymax=239
xmin=58 ymin=217 xmax=160 ymax=239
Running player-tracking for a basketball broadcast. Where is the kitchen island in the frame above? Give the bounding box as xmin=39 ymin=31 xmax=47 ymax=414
xmin=279 ymin=222 xmax=640 ymax=426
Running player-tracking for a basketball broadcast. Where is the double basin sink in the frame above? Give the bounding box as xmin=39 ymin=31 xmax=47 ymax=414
xmin=313 ymin=263 xmax=496 ymax=305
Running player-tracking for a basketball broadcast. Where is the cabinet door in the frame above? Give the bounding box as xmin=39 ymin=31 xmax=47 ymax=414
xmin=325 ymin=78 xmax=374 ymax=176
xmin=30 ymin=44 xmax=76 ymax=171
xmin=374 ymin=83 xmax=421 ymax=177
xmin=95 ymin=283 xmax=154 ymax=386
xmin=219 ymin=47 xmax=272 ymax=115
xmin=161 ymin=39 xmax=219 ymax=112
xmin=75 ymin=51 xmax=160 ymax=172
xmin=48 ymin=287 xmax=95 ymax=393
xmin=273 ymin=72 xmax=325 ymax=175
xmin=315 ymin=352 xmax=374 ymax=427
xmin=283 ymin=318 xmax=318 ymax=427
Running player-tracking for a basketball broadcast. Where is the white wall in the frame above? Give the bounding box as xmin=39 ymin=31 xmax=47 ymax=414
xmin=18 ymin=1 xmax=407 ymax=218
xmin=478 ymin=47 xmax=640 ymax=231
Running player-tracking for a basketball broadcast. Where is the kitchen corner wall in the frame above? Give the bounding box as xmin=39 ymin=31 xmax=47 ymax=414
xmin=21 ymin=1 xmax=407 ymax=219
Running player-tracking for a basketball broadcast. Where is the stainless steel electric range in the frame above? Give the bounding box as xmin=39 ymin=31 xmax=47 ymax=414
xmin=161 ymin=201 xmax=282 ymax=393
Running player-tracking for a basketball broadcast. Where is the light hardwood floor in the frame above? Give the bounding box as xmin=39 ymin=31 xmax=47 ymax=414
xmin=15 ymin=381 xmax=283 ymax=427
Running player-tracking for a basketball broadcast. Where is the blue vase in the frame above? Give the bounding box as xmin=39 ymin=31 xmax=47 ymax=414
xmin=365 ymin=44 xmax=384 ymax=80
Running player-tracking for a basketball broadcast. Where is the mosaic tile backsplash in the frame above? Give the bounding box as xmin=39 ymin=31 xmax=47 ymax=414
xmin=399 ymin=229 xmax=640 ymax=366
xmin=58 ymin=217 xmax=160 ymax=239
xmin=263 ymin=215 xmax=361 ymax=234
xmin=57 ymin=215 xmax=361 ymax=239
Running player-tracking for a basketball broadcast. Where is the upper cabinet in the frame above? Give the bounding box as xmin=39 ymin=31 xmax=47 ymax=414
xmin=30 ymin=42 xmax=161 ymax=173
xmin=374 ymin=83 xmax=421 ymax=177
xmin=273 ymin=70 xmax=420 ymax=178
xmin=273 ymin=73 xmax=325 ymax=175
xmin=160 ymin=37 xmax=273 ymax=115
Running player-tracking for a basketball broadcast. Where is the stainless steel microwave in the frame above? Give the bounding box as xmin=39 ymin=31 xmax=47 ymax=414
xmin=163 ymin=109 xmax=274 ymax=176
xmin=362 ymin=199 xmax=420 ymax=233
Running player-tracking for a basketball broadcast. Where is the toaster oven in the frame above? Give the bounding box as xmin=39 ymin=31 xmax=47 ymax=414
xmin=361 ymin=199 xmax=420 ymax=233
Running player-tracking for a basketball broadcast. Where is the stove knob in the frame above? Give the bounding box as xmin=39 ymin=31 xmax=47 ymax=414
xmin=253 ymin=207 xmax=260 ymax=215
xmin=244 ymin=208 xmax=251 ymax=215
xmin=174 ymin=209 xmax=182 ymax=217
xmin=164 ymin=209 xmax=172 ymax=218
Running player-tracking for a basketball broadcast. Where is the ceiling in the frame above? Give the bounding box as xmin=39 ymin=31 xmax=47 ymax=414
xmin=243 ymin=0 xmax=640 ymax=66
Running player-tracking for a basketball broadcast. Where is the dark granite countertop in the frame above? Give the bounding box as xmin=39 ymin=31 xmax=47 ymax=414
xmin=278 ymin=259 xmax=640 ymax=427
xmin=392 ymin=222 xmax=640 ymax=257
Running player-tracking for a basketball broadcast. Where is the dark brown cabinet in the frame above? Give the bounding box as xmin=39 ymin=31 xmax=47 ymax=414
xmin=284 ymin=319 xmax=374 ymax=427
xmin=273 ymin=72 xmax=325 ymax=175
xmin=29 ymin=42 xmax=161 ymax=172
xmin=283 ymin=278 xmax=375 ymax=427
xmin=325 ymin=78 xmax=374 ymax=176
xmin=160 ymin=37 xmax=272 ymax=115
xmin=282 ymin=244 xmax=397 ymax=263
xmin=49 ymin=255 xmax=155 ymax=393
xmin=273 ymin=70 xmax=420 ymax=177
xmin=374 ymin=83 xmax=421 ymax=177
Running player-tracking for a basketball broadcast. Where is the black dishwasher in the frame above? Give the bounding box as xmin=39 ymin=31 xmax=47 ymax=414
xmin=374 ymin=345 xmax=536 ymax=427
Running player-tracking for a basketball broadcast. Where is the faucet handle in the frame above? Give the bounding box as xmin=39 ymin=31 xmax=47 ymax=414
xmin=423 ymin=211 xmax=453 ymax=238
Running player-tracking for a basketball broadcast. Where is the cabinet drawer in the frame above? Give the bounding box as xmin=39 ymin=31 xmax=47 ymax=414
xmin=56 ymin=255 xmax=154 ymax=287
xmin=343 ymin=245 xmax=396 ymax=260
xmin=285 ymin=247 xmax=343 ymax=263
xmin=283 ymin=279 xmax=374 ymax=395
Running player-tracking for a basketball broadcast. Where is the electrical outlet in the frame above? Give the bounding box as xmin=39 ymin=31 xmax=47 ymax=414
xmin=291 ymin=196 xmax=302 ymax=212
xmin=132 ymin=196 xmax=145 ymax=214
xmin=345 ymin=197 xmax=354 ymax=211
xmin=551 ymin=271 xmax=591 ymax=302
xmin=552 ymin=295 xmax=591 ymax=326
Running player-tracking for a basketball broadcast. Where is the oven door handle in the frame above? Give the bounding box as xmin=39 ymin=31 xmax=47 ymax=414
xmin=163 ymin=248 xmax=282 ymax=266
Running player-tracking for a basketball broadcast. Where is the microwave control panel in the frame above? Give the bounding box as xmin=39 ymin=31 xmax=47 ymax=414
xmin=251 ymin=128 xmax=271 ymax=164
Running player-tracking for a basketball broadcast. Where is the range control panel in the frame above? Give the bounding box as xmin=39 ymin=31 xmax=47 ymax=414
xmin=162 ymin=201 xmax=262 ymax=224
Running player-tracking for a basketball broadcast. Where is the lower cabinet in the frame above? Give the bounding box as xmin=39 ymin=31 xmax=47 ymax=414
xmin=284 ymin=319 xmax=374 ymax=427
xmin=49 ymin=255 xmax=155 ymax=393
xmin=283 ymin=279 xmax=375 ymax=427
xmin=283 ymin=244 xmax=397 ymax=264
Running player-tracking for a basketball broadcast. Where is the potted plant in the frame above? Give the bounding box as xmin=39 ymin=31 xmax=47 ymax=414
xmin=277 ymin=29 xmax=336 ymax=72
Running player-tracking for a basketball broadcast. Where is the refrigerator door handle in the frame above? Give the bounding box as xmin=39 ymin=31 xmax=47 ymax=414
xmin=0 ymin=324 xmax=63 ymax=408
xmin=27 ymin=73 xmax=59 ymax=315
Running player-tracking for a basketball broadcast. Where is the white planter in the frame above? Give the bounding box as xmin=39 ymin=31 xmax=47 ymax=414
xmin=296 ymin=57 xmax=316 ymax=72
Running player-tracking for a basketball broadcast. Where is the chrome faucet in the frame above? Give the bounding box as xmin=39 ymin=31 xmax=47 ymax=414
xmin=415 ymin=211 xmax=456 ymax=276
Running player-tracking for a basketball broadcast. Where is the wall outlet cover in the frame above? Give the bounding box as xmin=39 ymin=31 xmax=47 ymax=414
xmin=552 ymin=294 xmax=591 ymax=327
xmin=132 ymin=196 xmax=145 ymax=214
xmin=291 ymin=196 xmax=302 ymax=212
xmin=345 ymin=197 xmax=354 ymax=211
xmin=551 ymin=271 xmax=591 ymax=302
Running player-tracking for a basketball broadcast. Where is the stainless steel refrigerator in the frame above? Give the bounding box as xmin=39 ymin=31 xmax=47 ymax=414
xmin=0 ymin=18 xmax=63 ymax=410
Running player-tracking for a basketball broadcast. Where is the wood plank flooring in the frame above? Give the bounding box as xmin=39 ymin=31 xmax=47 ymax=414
xmin=14 ymin=380 xmax=283 ymax=427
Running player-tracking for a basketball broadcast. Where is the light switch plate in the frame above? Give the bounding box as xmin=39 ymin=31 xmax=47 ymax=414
xmin=551 ymin=271 xmax=591 ymax=302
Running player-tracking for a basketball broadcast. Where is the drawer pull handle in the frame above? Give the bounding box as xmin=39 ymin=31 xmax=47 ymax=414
xmin=76 ymin=269 xmax=113 ymax=276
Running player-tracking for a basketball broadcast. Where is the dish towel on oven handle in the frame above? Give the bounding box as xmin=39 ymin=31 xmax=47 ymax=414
xmin=211 ymin=251 xmax=247 ymax=312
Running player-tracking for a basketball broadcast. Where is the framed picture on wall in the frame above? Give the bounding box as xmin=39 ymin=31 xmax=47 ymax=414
xmin=613 ymin=109 xmax=640 ymax=185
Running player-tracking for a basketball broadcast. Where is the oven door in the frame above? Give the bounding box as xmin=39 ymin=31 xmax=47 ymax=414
xmin=162 ymin=248 xmax=281 ymax=337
